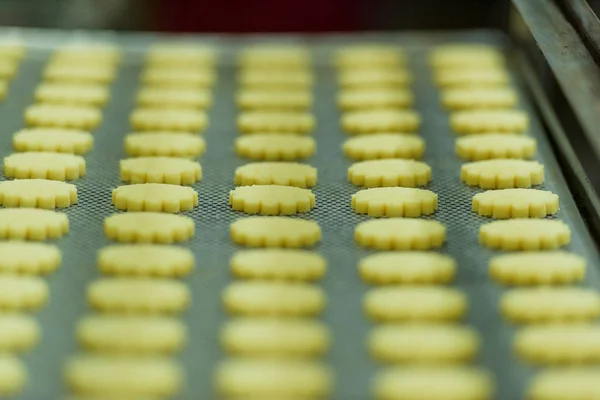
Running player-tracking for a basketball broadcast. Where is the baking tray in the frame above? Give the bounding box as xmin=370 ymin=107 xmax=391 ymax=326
xmin=0 ymin=29 xmax=599 ymax=400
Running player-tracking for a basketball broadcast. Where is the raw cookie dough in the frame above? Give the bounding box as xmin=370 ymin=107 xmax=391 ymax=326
xmin=234 ymin=162 xmax=317 ymax=188
xmin=43 ymin=64 xmax=116 ymax=84
xmin=337 ymin=89 xmax=414 ymax=110
xmin=461 ymin=159 xmax=544 ymax=189
xmin=230 ymin=216 xmax=321 ymax=248
xmin=130 ymin=108 xmax=208 ymax=132
xmin=236 ymin=90 xmax=313 ymax=110
xmin=348 ymin=159 xmax=431 ymax=188
xmin=343 ymin=133 xmax=425 ymax=160
xmin=229 ymin=185 xmax=315 ymax=215
xmin=0 ymin=179 xmax=77 ymax=209
xmin=370 ymin=324 xmax=480 ymax=363
xmin=0 ymin=356 xmax=26 ymax=396
xmin=124 ymin=132 xmax=205 ymax=158
xmin=13 ymin=128 xmax=93 ymax=155
xmin=235 ymin=134 xmax=316 ymax=161
xmin=352 ymin=187 xmax=437 ymax=217
xmin=0 ymin=314 xmax=39 ymax=352
xmin=501 ymin=287 xmax=600 ymax=323
xmin=237 ymin=70 xmax=313 ymax=90
xmin=0 ymin=208 xmax=69 ymax=240
xmin=364 ymin=286 xmax=466 ymax=322
xmin=0 ymin=40 xmax=26 ymax=60
xmin=88 ymin=278 xmax=190 ymax=314
xmin=0 ymin=242 xmax=61 ymax=275
xmin=112 ymin=184 xmax=198 ymax=213
xmin=479 ymin=219 xmax=570 ymax=251
xmin=359 ymin=252 xmax=456 ymax=285
xmin=98 ymin=244 xmax=194 ymax=277
xmin=441 ymin=87 xmax=517 ymax=110
xmin=0 ymin=276 xmax=48 ymax=310
xmin=35 ymin=83 xmax=109 ymax=107
xmin=4 ymin=152 xmax=86 ymax=181
xmin=104 ymin=212 xmax=194 ymax=243
xmin=237 ymin=111 xmax=315 ymax=134
xmin=450 ymin=110 xmax=529 ymax=134
xmin=489 ymin=251 xmax=586 ymax=285
xmin=337 ymin=68 xmax=413 ymax=89
xmin=146 ymin=44 xmax=216 ymax=67
xmin=429 ymin=44 xmax=504 ymax=68
xmin=137 ymin=87 xmax=212 ymax=109
xmin=238 ymin=46 xmax=310 ymax=69
xmin=25 ymin=104 xmax=102 ymax=130
xmin=223 ymin=281 xmax=325 ymax=317
xmin=334 ymin=44 xmax=405 ymax=69
xmin=141 ymin=68 xmax=216 ymax=88
xmin=356 ymin=219 xmax=446 ymax=250
xmin=120 ymin=157 xmax=202 ymax=185
xmin=341 ymin=109 xmax=421 ymax=134
xmin=456 ymin=134 xmax=536 ymax=160
xmin=434 ymin=68 xmax=510 ymax=88
xmin=77 ymin=315 xmax=186 ymax=354
xmin=528 ymin=368 xmax=600 ymax=400
xmin=230 ymin=249 xmax=326 ymax=281
xmin=472 ymin=189 xmax=559 ymax=219
xmin=0 ymin=60 xmax=18 ymax=80
xmin=221 ymin=318 xmax=330 ymax=356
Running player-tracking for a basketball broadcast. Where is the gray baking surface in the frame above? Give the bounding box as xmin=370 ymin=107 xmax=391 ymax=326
xmin=0 ymin=29 xmax=598 ymax=400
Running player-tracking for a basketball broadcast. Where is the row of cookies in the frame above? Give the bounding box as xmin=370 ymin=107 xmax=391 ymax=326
xmin=0 ymin=39 xmax=26 ymax=102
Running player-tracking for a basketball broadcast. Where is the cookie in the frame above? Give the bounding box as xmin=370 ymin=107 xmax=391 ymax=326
xmin=0 ymin=314 xmax=39 ymax=352
xmin=120 ymin=157 xmax=202 ymax=185
xmin=230 ymin=216 xmax=321 ymax=248
xmin=337 ymin=89 xmax=414 ymax=111
xmin=0 ymin=356 xmax=26 ymax=396
xmin=112 ymin=183 xmax=198 ymax=213
xmin=337 ymin=68 xmax=413 ymax=89
xmin=528 ymin=368 xmax=600 ymax=400
xmin=456 ymin=134 xmax=536 ymax=160
xmin=235 ymin=134 xmax=315 ymax=161
xmin=35 ymin=83 xmax=109 ymax=107
xmin=0 ymin=208 xmax=69 ymax=240
xmin=348 ymin=159 xmax=431 ymax=187
xmin=352 ymin=187 xmax=437 ymax=217
xmin=53 ymin=43 xmax=121 ymax=62
xmin=13 ymin=128 xmax=93 ymax=155
xmin=237 ymin=90 xmax=312 ymax=110
xmin=434 ymin=68 xmax=510 ymax=88
xmin=0 ymin=276 xmax=48 ymax=310
xmin=441 ymin=87 xmax=517 ymax=110
xmin=359 ymin=252 xmax=456 ymax=285
xmin=146 ymin=44 xmax=216 ymax=67
xmin=4 ymin=152 xmax=86 ymax=181
xmin=230 ymin=249 xmax=326 ymax=281
xmin=25 ymin=104 xmax=102 ymax=130
xmin=124 ymin=132 xmax=205 ymax=158
xmin=141 ymin=68 xmax=216 ymax=88
xmin=364 ymin=286 xmax=466 ymax=322
xmin=450 ymin=110 xmax=529 ymax=134
xmin=0 ymin=179 xmax=77 ymax=209
xmin=229 ymin=185 xmax=315 ymax=215
xmin=136 ymin=87 xmax=212 ymax=110
xmin=98 ymin=244 xmax=194 ymax=277
xmin=489 ymin=251 xmax=586 ymax=285
xmin=0 ymin=40 xmax=26 ymax=61
xmin=356 ymin=219 xmax=446 ymax=251
xmin=0 ymin=59 xmax=18 ymax=80
xmin=429 ymin=44 xmax=504 ymax=68
xmin=461 ymin=159 xmax=544 ymax=189
xmin=479 ymin=219 xmax=570 ymax=251
xmin=473 ymin=189 xmax=559 ymax=219
xmin=237 ymin=69 xmax=314 ymax=90
xmin=234 ymin=162 xmax=317 ymax=188
xmin=0 ymin=242 xmax=61 ymax=275
xmin=223 ymin=281 xmax=325 ymax=317
xmin=43 ymin=64 xmax=116 ymax=84
xmin=238 ymin=46 xmax=310 ymax=69
xmin=104 ymin=212 xmax=194 ymax=243
xmin=130 ymin=108 xmax=208 ymax=132
xmin=341 ymin=109 xmax=421 ymax=134
xmin=237 ymin=111 xmax=315 ymax=134
xmin=343 ymin=133 xmax=425 ymax=160
xmin=334 ymin=44 xmax=405 ymax=69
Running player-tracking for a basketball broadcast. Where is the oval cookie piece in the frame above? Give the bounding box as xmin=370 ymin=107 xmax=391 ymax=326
xmin=489 ymin=251 xmax=585 ymax=285
xmin=341 ymin=109 xmax=421 ymax=134
xmin=35 ymin=83 xmax=109 ymax=107
xmin=124 ymin=132 xmax=205 ymax=158
xmin=337 ymin=89 xmax=414 ymax=111
xmin=337 ymin=68 xmax=413 ymax=89
xmin=0 ymin=208 xmax=69 ymax=240
xmin=222 ymin=318 xmax=330 ymax=357
xmin=4 ymin=152 xmax=86 ymax=181
xmin=334 ymin=45 xmax=405 ymax=69
xmin=348 ymin=159 xmax=431 ymax=187
xmin=237 ymin=111 xmax=315 ymax=134
xmin=364 ymin=286 xmax=466 ymax=322
xmin=441 ymin=87 xmax=517 ymax=110
xmin=352 ymin=187 xmax=437 ymax=217
xmin=137 ymin=87 xmax=212 ymax=109
xmin=44 ymin=64 xmax=116 ymax=84
xmin=223 ymin=281 xmax=324 ymax=317
xmin=120 ymin=157 xmax=202 ymax=185
xmin=237 ymin=90 xmax=313 ymax=110
xmin=456 ymin=134 xmax=536 ymax=160
xmin=25 ymin=104 xmax=102 ymax=130
xmin=234 ymin=162 xmax=317 ymax=188
xmin=229 ymin=185 xmax=315 ymax=215
xmin=461 ymin=159 xmax=544 ymax=189
xmin=146 ymin=44 xmax=215 ymax=67
xmin=0 ymin=314 xmax=39 ymax=352
xmin=112 ymin=184 xmax=198 ymax=213
xmin=130 ymin=108 xmax=208 ymax=132
xmin=230 ymin=216 xmax=321 ymax=248
xmin=0 ymin=179 xmax=77 ymax=209
xmin=429 ymin=44 xmax=504 ymax=67
xmin=98 ymin=244 xmax=194 ymax=277
xmin=141 ymin=68 xmax=216 ymax=88
xmin=343 ymin=133 xmax=425 ymax=160
xmin=479 ymin=219 xmax=570 ymax=251
xmin=236 ymin=134 xmax=315 ymax=161
xmin=528 ymin=368 xmax=600 ymax=400
xmin=0 ymin=356 xmax=26 ymax=396
xmin=359 ymin=252 xmax=456 ymax=285
xmin=0 ymin=242 xmax=61 ymax=275
xmin=238 ymin=46 xmax=309 ymax=68
xmin=0 ymin=276 xmax=48 ymax=310
xmin=13 ymin=128 xmax=93 ymax=155
xmin=451 ymin=109 xmax=529 ymax=134
xmin=230 ymin=249 xmax=326 ymax=281
xmin=104 ymin=212 xmax=195 ymax=243
xmin=237 ymin=70 xmax=313 ymax=90
xmin=434 ymin=68 xmax=509 ymax=88
xmin=355 ymin=219 xmax=446 ymax=250
xmin=473 ymin=189 xmax=558 ymax=219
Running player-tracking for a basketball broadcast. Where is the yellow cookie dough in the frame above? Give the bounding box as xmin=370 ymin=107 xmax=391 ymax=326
xmin=0 ymin=242 xmax=61 ymax=275
xmin=77 ymin=315 xmax=186 ymax=354
xmin=112 ymin=184 xmax=198 ymax=213
xmin=234 ymin=162 xmax=317 ymax=188
xmin=223 ymin=281 xmax=325 ymax=317
xmin=0 ymin=179 xmax=77 ymax=209
xmin=456 ymin=134 xmax=536 ymax=160
xmin=0 ymin=40 xmax=26 ymax=61
xmin=13 ymin=128 xmax=93 ymax=155
xmin=343 ymin=133 xmax=425 ymax=160
xmin=473 ymin=189 xmax=559 ymax=219
xmin=337 ymin=68 xmax=413 ymax=89
xmin=0 ymin=80 xmax=8 ymax=101
xmin=98 ymin=244 xmax=194 ymax=277
xmin=43 ymin=64 xmax=116 ymax=84
xmin=356 ymin=219 xmax=446 ymax=250
xmin=120 ymin=157 xmax=202 ymax=185
xmin=238 ymin=46 xmax=310 ymax=69
xmin=429 ymin=44 xmax=504 ymax=68
xmin=0 ymin=208 xmax=69 ymax=240
xmin=146 ymin=44 xmax=216 ymax=67
xmin=35 ymin=83 xmax=109 ymax=107
xmin=141 ymin=68 xmax=216 ymax=88
xmin=342 ymin=109 xmax=421 ymax=134
xmin=0 ymin=60 xmax=19 ymax=80
xmin=0 ymin=314 xmax=39 ymax=352
xmin=137 ymin=87 xmax=212 ymax=110
xmin=88 ymin=278 xmax=190 ymax=314
xmin=451 ymin=110 xmax=529 ymax=134
xmin=348 ymin=159 xmax=431 ymax=187
xmin=130 ymin=108 xmax=208 ymax=132
xmin=501 ymin=287 xmax=600 ymax=323
xmin=359 ymin=252 xmax=456 ymax=285
xmin=104 ymin=212 xmax=194 ymax=243
xmin=0 ymin=276 xmax=48 ymax=310
xmin=370 ymin=324 xmax=480 ymax=363
xmin=4 ymin=152 xmax=86 ymax=181
xmin=528 ymin=368 xmax=600 ymax=400
xmin=0 ymin=356 xmax=26 ymax=396
xmin=53 ymin=42 xmax=121 ymax=60
xmin=237 ymin=69 xmax=313 ymax=90
xmin=364 ymin=286 xmax=466 ymax=322
xmin=461 ymin=159 xmax=544 ymax=189
xmin=441 ymin=87 xmax=517 ymax=110
xmin=230 ymin=249 xmax=326 ymax=281
xmin=230 ymin=216 xmax=321 ymax=248
xmin=25 ymin=104 xmax=102 ymax=130
xmin=338 ymin=89 xmax=413 ymax=111
xmin=434 ymin=68 xmax=510 ymax=88
xmin=124 ymin=132 xmax=205 ymax=158
xmin=352 ymin=187 xmax=437 ymax=217
xmin=237 ymin=111 xmax=315 ymax=134
xmin=489 ymin=251 xmax=586 ymax=285
xmin=229 ymin=185 xmax=315 ymax=215
xmin=237 ymin=90 xmax=313 ymax=110
xmin=334 ymin=44 xmax=405 ymax=69
xmin=235 ymin=134 xmax=315 ymax=161
xmin=479 ymin=219 xmax=570 ymax=251
xmin=221 ymin=318 xmax=330 ymax=357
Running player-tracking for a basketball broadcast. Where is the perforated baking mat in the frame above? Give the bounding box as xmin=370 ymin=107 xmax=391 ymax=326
xmin=1 ymin=28 xmax=599 ymax=400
